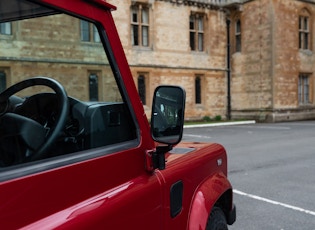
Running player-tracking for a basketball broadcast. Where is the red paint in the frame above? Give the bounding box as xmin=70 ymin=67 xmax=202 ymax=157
xmin=0 ymin=0 xmax=235 ymax=229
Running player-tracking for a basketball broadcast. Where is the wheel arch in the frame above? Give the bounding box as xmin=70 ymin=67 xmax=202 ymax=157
xmin=187 ymin=172 xmax=233 ymax=230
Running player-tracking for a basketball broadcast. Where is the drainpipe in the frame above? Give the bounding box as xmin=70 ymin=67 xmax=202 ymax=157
xmin=226 ymin=18 xmax=231 ymax=120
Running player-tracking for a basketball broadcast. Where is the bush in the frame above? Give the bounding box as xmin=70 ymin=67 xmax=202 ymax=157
xmin=214 ymin=115 xmax=222 ymax=121
xmin=202 ymin=116 xmax=212 ymax=122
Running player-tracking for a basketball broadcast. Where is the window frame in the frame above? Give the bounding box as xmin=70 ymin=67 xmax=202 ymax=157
xmin=137 ymin=74 xmax=147 ymax=105
xmin=0 ymin=22 xmax=12 ymax=35
xmin=89 ymin=73 xmax=99 ymax=101
xmin=298 ymin=74 xmax=311 ymax=105
xmin=195 ymin=75 xmax=202 ymax=104
xmin=80 ymin=20 xmax=101 ymax=43
xmin=190 ymin=13 xmax=204 ymax=52
xmin=235 ymin=19 xmax=241 ymax=52
xmin=131 ymin=4 xmax=150 ymax=47
xmin=0 ymin=71 xmax=6 ymax=93
xmin=299 ymin=9 xmax=311 ymax=50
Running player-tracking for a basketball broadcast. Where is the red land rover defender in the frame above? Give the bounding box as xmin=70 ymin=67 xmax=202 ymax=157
xmin=0 ymin=0 xmax=236 ymax=229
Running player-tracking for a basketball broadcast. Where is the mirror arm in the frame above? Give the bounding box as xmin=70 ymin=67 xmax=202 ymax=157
xmin=153 ymin=145 xmax=172 ymax=170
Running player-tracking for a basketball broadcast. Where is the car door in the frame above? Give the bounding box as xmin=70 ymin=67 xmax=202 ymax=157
xmin=0 ymin=146 xmax=164 ymax=229
xmin=0 ymin=1 xmax=164 ymax=229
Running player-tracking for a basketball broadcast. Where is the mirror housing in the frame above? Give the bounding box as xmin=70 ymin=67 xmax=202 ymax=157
xmin=151 ymin=85 xmax=186 ymax=145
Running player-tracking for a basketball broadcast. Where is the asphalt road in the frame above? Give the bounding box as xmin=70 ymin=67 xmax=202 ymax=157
xmin=183 ymin=121 xmax=315 ymax=230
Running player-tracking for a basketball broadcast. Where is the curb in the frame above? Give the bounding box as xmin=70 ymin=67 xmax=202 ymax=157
xmin=184 ymin=120 xmax=256 ymax=129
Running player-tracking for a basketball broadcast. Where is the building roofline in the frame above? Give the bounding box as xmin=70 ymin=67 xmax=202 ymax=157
xmin=155 ymin=0 xmax=245 ymax=9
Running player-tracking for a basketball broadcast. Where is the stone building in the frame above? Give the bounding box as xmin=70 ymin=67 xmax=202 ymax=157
xmin=229 ymin=0 xmax=315 ymax=122
xmin=108 ymin=0 xmax=315 ymax=122
xmin=1 ymin=0 xmax=315 ymax=122
xmin=0 ymin=14 xmax=119 ymax=102
xmin=109 ymin=0 xmax=230 ymax=120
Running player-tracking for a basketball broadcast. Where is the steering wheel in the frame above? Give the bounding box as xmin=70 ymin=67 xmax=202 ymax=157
xmin=0 ymin=77 xmax=69 ymax=165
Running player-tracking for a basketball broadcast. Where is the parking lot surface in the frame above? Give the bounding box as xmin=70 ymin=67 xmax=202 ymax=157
xmin=183 ymin=121 xmax=315 ymax=229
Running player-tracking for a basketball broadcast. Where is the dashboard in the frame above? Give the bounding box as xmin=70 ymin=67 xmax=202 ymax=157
xmin=1 ymin=93 xmax=136 ymax=158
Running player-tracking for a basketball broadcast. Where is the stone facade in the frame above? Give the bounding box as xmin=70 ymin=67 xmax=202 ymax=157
xmin=2 ymin=0 xmax=315 ymax=122
xmin=109 ymin=0 xmax=315 ymax=122
xmin=0 ymin=14 xmax=119 ymax=102
xmin=110 ymin=0 xmax=228 ymax=120
xmin=229 ymin=0 xmax=315 ymax=121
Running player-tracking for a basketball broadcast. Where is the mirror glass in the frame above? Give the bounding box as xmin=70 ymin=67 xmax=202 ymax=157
xmin=151 ymin=86 xmax=185 ymax=145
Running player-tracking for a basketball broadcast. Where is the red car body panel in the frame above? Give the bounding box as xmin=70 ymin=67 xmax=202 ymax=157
xmin=0 ymin=143 xmax=231 ymax=229
xmin=0 ymin=0 xmax=235 ymax=229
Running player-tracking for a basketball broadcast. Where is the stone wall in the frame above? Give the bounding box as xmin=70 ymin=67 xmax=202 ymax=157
xmin=230 ymin=0 xmax=274 ymax=120
xmin=0 ymin=14 xmax=119 ymax=102
xmin=111 ymin=0 xmax=315 ymax=121
xmin=2 ymin=0 xmax=315 ymax=122
xmin=231 ymin=0 xmax=315 ymax=122
xmin=110 ymin=0 xmax=228 ymax=120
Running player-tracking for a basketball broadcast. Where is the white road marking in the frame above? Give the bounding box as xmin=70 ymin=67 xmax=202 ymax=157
xmin=234 ymin=189 xmax=315 ymax=216
xmin=184 ymin=120 xmax=256 ymax=128
xmin=237 ymin=125 xmax=291 ymax=130
xmin=183 ymin=134 xmax=211 ymax=139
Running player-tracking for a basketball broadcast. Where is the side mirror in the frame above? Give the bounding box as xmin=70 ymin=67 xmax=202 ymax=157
xmin=151 ymin=85 xmax=186 ymax=145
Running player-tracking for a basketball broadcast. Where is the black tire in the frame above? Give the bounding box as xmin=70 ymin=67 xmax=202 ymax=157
xmin=206 ymin=207 xmax=228 ymax=230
